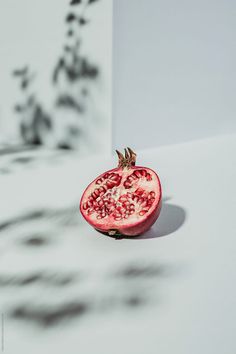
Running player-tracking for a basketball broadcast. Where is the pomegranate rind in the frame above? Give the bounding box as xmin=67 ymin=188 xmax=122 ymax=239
xmin=80 ymin=166 xmax=162 ymax=237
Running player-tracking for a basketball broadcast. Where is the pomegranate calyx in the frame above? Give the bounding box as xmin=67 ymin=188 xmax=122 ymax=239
xmin=116 ymin=147 xmax=137 ymax=169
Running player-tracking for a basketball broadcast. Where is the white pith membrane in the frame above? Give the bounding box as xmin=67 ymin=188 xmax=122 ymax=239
xmin=81 ymin=167 xmax=160 ymax=229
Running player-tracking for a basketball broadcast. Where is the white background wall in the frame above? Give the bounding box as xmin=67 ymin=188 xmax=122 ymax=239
xmin=0 ymin=0 xmax=112 ymax=155
xmin=113 ymin=0 xmax=236 ymax=150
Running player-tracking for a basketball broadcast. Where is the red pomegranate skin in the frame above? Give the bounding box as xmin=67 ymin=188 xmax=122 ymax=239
xmin=80 ymin=148 xmax=162 ymax=237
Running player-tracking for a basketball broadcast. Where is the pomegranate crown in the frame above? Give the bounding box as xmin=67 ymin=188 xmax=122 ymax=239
xmin=116 ymin=147 xmax=137 ymax=169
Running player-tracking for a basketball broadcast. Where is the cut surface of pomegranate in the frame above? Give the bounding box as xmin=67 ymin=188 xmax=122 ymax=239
xmin=80 ymin=148 xmax=162 ymax=237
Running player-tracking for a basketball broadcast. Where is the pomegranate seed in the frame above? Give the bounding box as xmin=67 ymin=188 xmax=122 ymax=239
xmin=124 ymin=182 xmax=131 ymax=189
xmin=98 ymin=187 xmax=104 ymax=194
xmin=110 ymin=174 xmax=119 ymax=181
xmin=134 ymin=170 xmax=142 ymax=178
xmin=150 ymin=191 xmax=155 ymax=198
xmin=138 ymin=197 xmax=144 ymax=204
xmin=87 ymin=201 xmax=93 ymax=207
xmin=104 ymin=173 xmax=109 ymax=179
xmin=133 ymin=196 xmax=139 ymax=203
xmin=132 ymin=174 xmax=138 ymax=180
xmin=142 ymin=208 xmax=149 ymax=212
xmin=139 ymin=210 xmax=147 ymax=216
xmin=96 ymin=178 xmax=102 ymax=185
xmin=127 ymin=192 xmax=132 ymax=198
xmin=146 ymin=173 xmax=152 ymax=181
xmin=131 ymin=172 xmax=138 ymax=180
xmin=135 ymin=188 xmax=144 ymax=196
xmin=127 ymin=176 xmax=133 ymax=183
xmin=97 ymin=215 xmax=102 ymax=219
xmin=106 ymin=181 xmax=116 ymax=189
xmin=83 ymin=202 xmax=88 ymax=210
xmin=141 ymin=170 xmax=147 ymax=177
xmin=119 ymin=195 xmax=127 ymax=202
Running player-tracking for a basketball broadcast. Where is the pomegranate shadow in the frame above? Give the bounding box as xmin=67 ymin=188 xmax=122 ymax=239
xmin=134 ymin=202 xmax=186 ymax=240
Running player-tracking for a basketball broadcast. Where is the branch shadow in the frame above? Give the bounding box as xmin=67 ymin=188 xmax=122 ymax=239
xmin=127 ymin=200 xmax=186 ymax=240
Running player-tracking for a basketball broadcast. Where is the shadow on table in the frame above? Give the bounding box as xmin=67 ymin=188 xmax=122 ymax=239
xmin=133 ymin=199 xmax=186 ymax=240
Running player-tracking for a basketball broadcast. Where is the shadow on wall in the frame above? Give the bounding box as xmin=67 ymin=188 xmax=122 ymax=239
xmin=12 ymin=0 xmax=100 ymax=150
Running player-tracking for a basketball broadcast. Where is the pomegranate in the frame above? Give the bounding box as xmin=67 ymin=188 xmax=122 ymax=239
xmin=80 ymin=148 xmax=162 ymax=237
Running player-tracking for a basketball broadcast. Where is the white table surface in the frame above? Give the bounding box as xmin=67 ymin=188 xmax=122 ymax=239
xmin=0 ymin=133 xmax=235 ymax=354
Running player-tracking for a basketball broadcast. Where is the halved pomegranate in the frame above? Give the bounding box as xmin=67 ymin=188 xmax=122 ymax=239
xmin=80 ymin=148 xmax=162 ymax=237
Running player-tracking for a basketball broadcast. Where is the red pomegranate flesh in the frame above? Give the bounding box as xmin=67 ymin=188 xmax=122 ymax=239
xmin=80 ymin=148 xmax=162 ymax=237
